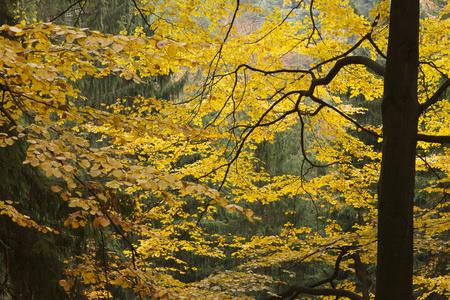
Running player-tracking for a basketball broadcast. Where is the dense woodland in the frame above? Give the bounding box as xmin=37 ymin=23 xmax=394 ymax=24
xmin=0 ymin=0 xmax=449 ymax=299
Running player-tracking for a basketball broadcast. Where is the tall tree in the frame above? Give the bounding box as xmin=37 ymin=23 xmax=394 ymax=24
xmin=376 ymin=0 xmax=419 ymax=298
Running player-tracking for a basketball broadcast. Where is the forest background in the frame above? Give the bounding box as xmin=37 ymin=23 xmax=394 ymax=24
xmin=0 ymin=0 xmax=449 ymax=299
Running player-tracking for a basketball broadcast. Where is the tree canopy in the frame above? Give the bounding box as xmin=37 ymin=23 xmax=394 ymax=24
xmin=0 ymin=0 xmax=449 ymax=299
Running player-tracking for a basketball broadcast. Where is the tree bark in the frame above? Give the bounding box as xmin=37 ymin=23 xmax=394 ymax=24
xmin=376 ymin=0 xmax=420 ymax=299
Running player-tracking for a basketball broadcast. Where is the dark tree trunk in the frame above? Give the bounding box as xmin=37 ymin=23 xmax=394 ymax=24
xmin=376 ymin=0 xmax=420 ymax=299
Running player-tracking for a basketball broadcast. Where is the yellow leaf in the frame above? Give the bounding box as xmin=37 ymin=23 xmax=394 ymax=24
xmin=225 ymin=204 xmax=242 ymax=213
xmin=90 ymin=169 xmax=102 ymax=177
xmin=63 ymin=165 xmax=74 ymax=172
xmin=35 ymin=43 xmax=46 ymax=51
xmin=111 ymin=43 xmax=124 ymax=52
xmin=156 ymin=40 xmax=169 ymax=49
xmin=167 ymin=45 xmax=178 ymax=57
xmin=53 ymin=168 xmax=63 ymax=178
xmin=30 ymin=157 xmax=40 ymax=167
xmin=243 ymin=209 xmax=254 ymax=218
xmin=51 ymin=186 xmax=62 ymax=193
xmin=93 ymin=217 xmax=100 ymax=229
xmin=41 ymin=161 xmax=51 ymax=171
xmin=123 ymin=72 xmax=133 ymax=81
xmin=59 ymin=279 xmax=67 ymax=287
xmin=100 ymin=217 xmax=109 ymax=227
xmin=81 ymin=160 xmax=90 ymax=168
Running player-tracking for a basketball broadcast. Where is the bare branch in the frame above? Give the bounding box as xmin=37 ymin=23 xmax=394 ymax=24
xmin=264 ymin=285 xmax=364 ymax=300
xmin=73 ymin=0 xmax=87 ymax=27
xmin=131 ymin=0 xmax=152 ymax=28
xmin=219 ymin=63 xmax=313 ymax=77
xmin=266 ymin=247 xmax=368 ymax=300
xmin=0 ymin=102 xmax=18 ymax=127
xmin=49 ymin=0 xmax=83 ymax=23
xmin=306 ymin=0 xmax=323 ymax=45
xmin=368 ymin=36 xmax=387 ymax=59
xmin=226 ymin=55 xmax=384 ymax=81
xmin=417 ymin=133 xmax=450 ymax=144
xmin=420 ymin=61 xmax=449 ymax=79
xmin=310 ymin=56 xmax=384 ymax=89
xmin=311 ymin=35 xmax=372 ymax=73
xmin=308 ymin=248 xmax=347 ymax=288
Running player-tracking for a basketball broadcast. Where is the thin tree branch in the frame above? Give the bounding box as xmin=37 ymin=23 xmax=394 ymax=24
xmin=246 ymin=0 xmax=304 ymax=45
xmin=309 ymin=248 xmax=348 ymax=288
xmin=219 ymin=63 xmax=314 ymax=77
xmin=131 ymin=0 xmax=152 ymax=28
xmin=50 ymin=0 xmax=83 ymax=22
xmin=310 ymin=14 xmax=381 ymax=72
xmin=307 ymin=95 xmax=381 ymax=138
xmin=220 ymin=55 xmax=383 ymax=86
xmin=298 ymin=112 xmax=340 ymax=168
xmin=419 ymin=61 xmax=449 ymax=79
xmin=73 ymin=0 xmax=87 ymax=27
xmin=0 ymin=102 xmax=17 ymax=127
xmin=100 ymin=228 xmax=110 ymax=300
xmin=368 ymin=36 xmax=387 ymax=59
xmin=306 ymin=0 xmax=323 ymax=45
xmin=71 ymin=173 xmax=139 ymax=268
xmin=420 ymin=77 xmax=450 ymax=113
xmin=265 ymin=247 xmax=367 ymax=300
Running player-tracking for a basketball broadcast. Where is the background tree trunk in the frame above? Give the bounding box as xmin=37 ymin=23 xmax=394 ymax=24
xmin=376 ymin=0 xmax=420 ymax=299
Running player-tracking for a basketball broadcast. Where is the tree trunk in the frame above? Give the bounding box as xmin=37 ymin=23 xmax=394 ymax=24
xmin=376 ymin=0 xmax=420 ymax=299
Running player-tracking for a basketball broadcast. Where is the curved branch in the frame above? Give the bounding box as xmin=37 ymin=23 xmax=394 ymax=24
xmin=310 ymin=14 xmax=381 ymax=72
xmin=310 ymin=56 xmax=384 ymax=90
xmin=0 ymin=102 xmax=17 ymax=127
xmin=265 ymin=285 xmax=364 ymax=300
xmin=202 ymin=56 xmax=384 ymax=185
xmin=311 ymin=36 xmax=370 ymax=73
xmin=219 ymin=54 xmax=383 ymax=90
xmin=309 ymin=248 xmax=347 ymax=288
xmin=298 ymin=112 xmax=340 ymax=168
